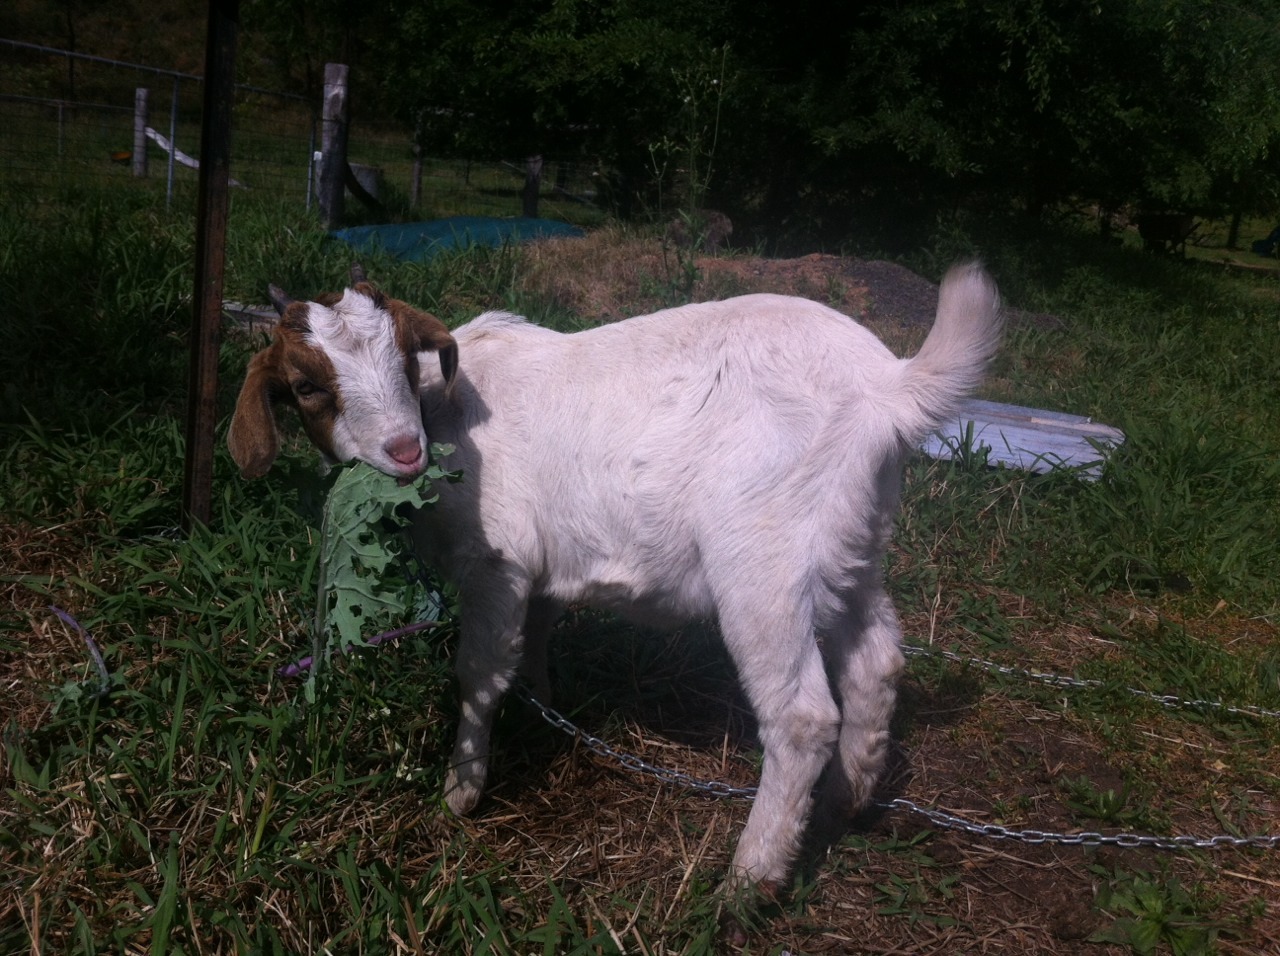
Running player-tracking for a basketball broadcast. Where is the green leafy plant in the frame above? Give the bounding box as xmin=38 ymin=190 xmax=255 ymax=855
xmin=305 ymin=450 xmax=457 ymax=699
xmin=1090 ymin=869 xmax=1230 ymax=956
xmin=874 ymin=869 xmax=962 ymax=928
xmin=1058 ymin=774 xmax=1135 ymax=825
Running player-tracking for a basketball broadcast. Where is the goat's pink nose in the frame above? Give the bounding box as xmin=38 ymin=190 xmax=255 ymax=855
xmin=385 ymin=435 xmax=423 ymax=466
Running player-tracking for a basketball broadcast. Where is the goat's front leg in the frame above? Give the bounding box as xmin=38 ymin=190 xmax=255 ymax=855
xmin=443 ymin=585 xmax=530 ymax=815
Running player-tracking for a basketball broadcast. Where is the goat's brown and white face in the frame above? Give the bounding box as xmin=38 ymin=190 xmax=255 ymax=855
xmin=228 ymin=280 xmax=457 ymax=481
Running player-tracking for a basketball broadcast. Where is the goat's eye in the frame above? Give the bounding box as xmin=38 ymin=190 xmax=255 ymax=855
xmin=294 ymin=379 xmax=324 ymax=398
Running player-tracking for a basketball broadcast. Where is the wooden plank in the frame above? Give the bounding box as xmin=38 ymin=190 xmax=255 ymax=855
xmin=319 ymin=63 xmax=349 ymax=230
xmin=959 ymin=398 xmax=1126 ymax=441
xmin=924 ymin=397 xmax=1124 ymax=479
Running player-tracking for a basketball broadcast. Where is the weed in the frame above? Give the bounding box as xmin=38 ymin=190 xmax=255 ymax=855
xmin=874 ymin=868 xmax=963 ymax=928
xmin=660 ymin=222 xmax=706 ymax=304
xmin=647 ymin=46 xmax=730 ymax=221
xmin=1060 ymin=774 xmax=1143 ymax=827
xmin=841 ymin=828 xmax=937 ymax=865
xmin=648 ymin=46 xmax=731 ymax=306
xmin=1090 ymin=867 xmax=1235 ymax=956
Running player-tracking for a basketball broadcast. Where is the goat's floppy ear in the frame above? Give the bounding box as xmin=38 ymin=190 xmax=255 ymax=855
xmin=227 ymin=348 xmax=284 ymax=479
xmin=393 ymin=302 xmax=459 ymax=394
xmin=434 ymin=334 xmax=459 ymax=396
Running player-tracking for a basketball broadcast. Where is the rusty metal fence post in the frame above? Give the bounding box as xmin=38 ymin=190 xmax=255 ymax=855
xmin=182 ymin=0 xmax=239 ymax=531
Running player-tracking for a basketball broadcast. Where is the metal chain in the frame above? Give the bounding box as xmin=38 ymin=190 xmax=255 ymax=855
xmin=277 ymin=592 xmax=1280 ymax=849
xmin=875 ymin=798 xmax=1279 ymax=851
xmin=517 ymin=686 xmax=761 ymax=799
xmin=900 ymin=644 xmax=1280 ymax=720
xmin=513 ymin=675 xmax=1280 ymax=852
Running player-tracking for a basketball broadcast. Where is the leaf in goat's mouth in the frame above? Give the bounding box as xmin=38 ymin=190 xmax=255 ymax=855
xmin=302 ymin=452 xmax=457 ymax=700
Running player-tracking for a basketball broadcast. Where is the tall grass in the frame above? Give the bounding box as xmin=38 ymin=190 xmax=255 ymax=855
xmin=895 ymin=215 xmax=1280 ymax=610
xmin=2 ymin=189 xmax=1278 ymax=953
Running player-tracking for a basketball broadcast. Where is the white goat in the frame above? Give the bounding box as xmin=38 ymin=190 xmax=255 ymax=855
xmin=228 ymin=263 xmax=1002 ymax=892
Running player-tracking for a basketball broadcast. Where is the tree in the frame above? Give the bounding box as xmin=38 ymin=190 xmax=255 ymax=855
xmin=379 ymin=0 xmax=736 ymax=217
xmin=733 ymin=0 xmax=1280 ymax=237
xmin=244 ymin=0 xmax=1280 ymax=241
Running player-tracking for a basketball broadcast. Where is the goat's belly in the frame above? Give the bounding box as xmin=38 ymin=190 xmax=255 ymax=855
xmin=547 ymin=557 xmax=715 ymax=627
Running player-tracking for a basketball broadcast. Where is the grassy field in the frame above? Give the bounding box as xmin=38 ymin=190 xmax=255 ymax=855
xmin=2 ymin=188 xmax=1279 ymax=955
xmin=0 ymin=91 xmax=607 ymax=231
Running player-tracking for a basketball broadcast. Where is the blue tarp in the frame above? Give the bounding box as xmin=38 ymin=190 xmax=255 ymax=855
xmin=331 ymin=216 xmax=585 ymax=263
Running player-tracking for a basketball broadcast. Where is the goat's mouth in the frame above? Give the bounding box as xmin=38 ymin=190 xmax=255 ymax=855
xmin=383 ymin=459 xmax=427 ymax=486
xmin=354 ymin=455 xmax=426 ymax=486
xmin=382 ymin=434 xmax=428 ymax=484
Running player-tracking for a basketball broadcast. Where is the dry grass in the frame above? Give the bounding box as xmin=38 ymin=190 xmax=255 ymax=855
xmin=518 ymin=227 xmax=922 ymax=330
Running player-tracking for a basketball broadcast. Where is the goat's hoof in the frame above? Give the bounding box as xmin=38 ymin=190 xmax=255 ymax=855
xmin=715 ymin=880 xmax=776 ymax=950
xmin=442 ymin=771 xmax=483 ymax=816
xmin=720 ymin=915 xmax=750 ymax=950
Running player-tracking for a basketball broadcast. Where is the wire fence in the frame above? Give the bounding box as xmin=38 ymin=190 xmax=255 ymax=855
xmin=1 ymin=39 xmax=315 ymax=209
xmin=0 ymin=39 xmax=605 ymax=225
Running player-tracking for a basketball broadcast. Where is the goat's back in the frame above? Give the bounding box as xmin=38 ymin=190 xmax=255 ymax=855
xmin=416 ymin=286 xmax=998 ymax=617
xmin=425 ymin=280 xmax=998 ymax=466
xmin=424 ymin=292 xmax=910 ymax=506
xmin=434 ymin=292 xmax=901 ymax=423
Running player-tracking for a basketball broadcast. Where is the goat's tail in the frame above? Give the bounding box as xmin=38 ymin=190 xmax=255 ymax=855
xmin=895 ymin=261 xmax=1003 ymax=442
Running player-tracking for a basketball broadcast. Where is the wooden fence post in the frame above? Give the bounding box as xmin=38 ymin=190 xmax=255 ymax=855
xmin=411 ymin=143 xmax=423 ymax=209
xmin=319 ymin=63 xmax=349 ymax=230
xmin=181 ymin=0 xmax=239 ymax=532
xmin=132 ymin=87 xmax=149 ymax=178
xmin=521 ymin=154 xmax=543 ymax=218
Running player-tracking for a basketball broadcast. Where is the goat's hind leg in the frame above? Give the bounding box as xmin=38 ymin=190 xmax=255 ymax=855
xmin=443 ymin=578 xmax=534 ymax=815
xmin=720 ymin=603 xmax=841 ymax=892
xmin=819 ymin=584 xmax=904 ymax=817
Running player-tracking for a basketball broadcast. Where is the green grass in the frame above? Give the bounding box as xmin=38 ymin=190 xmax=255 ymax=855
xmin=2 ymin=187 xmax=1279 ymax=953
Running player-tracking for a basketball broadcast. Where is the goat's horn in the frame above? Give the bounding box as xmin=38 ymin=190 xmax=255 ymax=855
xmin=267 ymin=284 xmax=294 ymax=316
xmin=350 ymin=262 xmax=368 ymax=285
